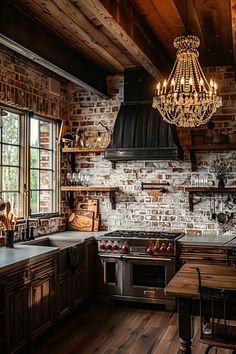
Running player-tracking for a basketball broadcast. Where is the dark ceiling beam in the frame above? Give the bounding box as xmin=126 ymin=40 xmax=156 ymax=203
xmin=72 ymin=0 xmax=172 ymax=80
xmin=0 ymin=0 xmax=108 ymax=96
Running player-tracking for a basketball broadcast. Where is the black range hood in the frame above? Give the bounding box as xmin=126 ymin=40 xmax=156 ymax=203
xmin=105 ymin=68 xmax=183 ymax=161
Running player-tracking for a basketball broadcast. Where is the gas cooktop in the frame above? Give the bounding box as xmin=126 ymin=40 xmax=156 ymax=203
xmin=102 ymin=230 xmax=183 ymax=240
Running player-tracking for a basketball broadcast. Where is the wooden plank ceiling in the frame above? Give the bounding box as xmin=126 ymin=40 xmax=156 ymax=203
xmin=5 ymin=0 xmax=235 ymax=87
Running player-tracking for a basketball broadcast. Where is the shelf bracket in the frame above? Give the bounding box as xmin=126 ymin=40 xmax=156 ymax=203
xmin=190 ymin=150 xmax=196 ymax=172
xmin=189 ymin=191 xmax=193 ymax=212
xmin=110 ymin=191 xmax=116 ymax=209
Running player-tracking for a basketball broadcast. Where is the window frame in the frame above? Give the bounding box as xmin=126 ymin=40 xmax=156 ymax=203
xmin=0 ymin=107 xmax=59 ymax=219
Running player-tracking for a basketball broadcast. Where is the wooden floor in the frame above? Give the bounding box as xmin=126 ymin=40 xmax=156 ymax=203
xmin=29 ymin=302 xmax=233 ymax=354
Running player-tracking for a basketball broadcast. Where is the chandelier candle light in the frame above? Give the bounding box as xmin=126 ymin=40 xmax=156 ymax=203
xmin=153 ymin=35 xmax=222 ymax=127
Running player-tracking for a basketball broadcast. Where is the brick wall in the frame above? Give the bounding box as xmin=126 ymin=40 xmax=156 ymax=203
xmin=0 ymin=46 xmax=69 ymax=236
xmin=65 ymin=68 xmax=236 ymax=236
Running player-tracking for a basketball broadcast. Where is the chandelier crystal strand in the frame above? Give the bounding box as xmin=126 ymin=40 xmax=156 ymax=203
xmin=153 ymin=35 xmax=222 ymax=128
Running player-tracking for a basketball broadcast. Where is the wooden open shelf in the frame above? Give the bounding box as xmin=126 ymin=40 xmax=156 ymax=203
xmin=186 ymin=144 xmax=236 ymax=171
xmin=185 ymin=187 xmax=236 ymax=211
xmin=61 ymin=186 xmax=119 ymax=209
xmin=62 ymin=147 xmax=105 ymax=153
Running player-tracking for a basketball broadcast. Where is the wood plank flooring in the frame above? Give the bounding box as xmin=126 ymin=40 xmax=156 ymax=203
xmin=29 ymin=302 xmax=233 ymax=354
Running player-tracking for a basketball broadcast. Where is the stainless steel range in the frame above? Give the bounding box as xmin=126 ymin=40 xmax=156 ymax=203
xmin=97 ymin=230 xmax=183 ymax=309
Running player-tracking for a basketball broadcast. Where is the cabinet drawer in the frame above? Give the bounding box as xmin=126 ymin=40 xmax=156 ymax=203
xmin=29 ymin=256 xmax=56 ymax=282
xmin=179 ymin=246 xmax=228 ymax=264
xmin=6 ymin=268 xmax=29 ymax=291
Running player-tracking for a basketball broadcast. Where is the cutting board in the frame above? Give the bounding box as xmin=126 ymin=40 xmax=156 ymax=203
xmin=68 ymin=210 xmax=94 ymax=231
xmin=76 ymin=199 xmax=99 ymax=218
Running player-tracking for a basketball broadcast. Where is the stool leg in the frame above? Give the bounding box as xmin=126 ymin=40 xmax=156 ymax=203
xmin=205 ymin=346 xmax=212 ymax=354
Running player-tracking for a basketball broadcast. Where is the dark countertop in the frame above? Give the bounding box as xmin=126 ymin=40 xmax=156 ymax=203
xmin=178 ymin=232 xmax=236 ymax=247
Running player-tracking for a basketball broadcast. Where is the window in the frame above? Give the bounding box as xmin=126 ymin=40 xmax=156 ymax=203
xmin=0 ymin=108 xmax=58 ymax=218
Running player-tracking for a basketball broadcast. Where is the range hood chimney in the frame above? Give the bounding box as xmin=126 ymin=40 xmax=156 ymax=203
xmin=105 ymin=68 xmax=183 ymax=162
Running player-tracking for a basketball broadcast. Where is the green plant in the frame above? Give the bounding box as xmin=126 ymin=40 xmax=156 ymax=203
xmin=210 ymin=158 xmax=232 ymax=178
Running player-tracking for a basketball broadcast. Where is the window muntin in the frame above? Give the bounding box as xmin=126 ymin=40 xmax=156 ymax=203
xmin=29 ymin=117 xmax=56 ymax=215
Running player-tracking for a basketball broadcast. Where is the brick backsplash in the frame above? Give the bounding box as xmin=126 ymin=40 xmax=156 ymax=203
xmin=64 ymin=68 xmax=236 ymax=236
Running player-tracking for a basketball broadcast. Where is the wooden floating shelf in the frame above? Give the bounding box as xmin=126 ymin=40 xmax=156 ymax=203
xmin=185 ymin=187 xmax=236 ymax=211
xmin=61 ymin=186 xmax=119 ymax=209
xmin=62 ymin=147 xmax=105 ymax=153
xmin=186 ymin=187 xmax=236 ymax=192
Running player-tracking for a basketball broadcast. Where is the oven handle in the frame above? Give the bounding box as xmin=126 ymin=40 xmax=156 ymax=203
xmin=98 ymin=253 xmax=123 ymax=259
xmin=122 ymin=255 xmax=174 ymax=261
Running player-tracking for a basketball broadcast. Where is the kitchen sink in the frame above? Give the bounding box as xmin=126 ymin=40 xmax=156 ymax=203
xmin=23 ymin=237 xmax=84 ymax=273
xmin=23 ymin=237 xmax=83 ymax=249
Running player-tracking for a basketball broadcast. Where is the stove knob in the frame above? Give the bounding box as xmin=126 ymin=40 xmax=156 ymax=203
xmin=99 ymin=242 xmax=106 ymax=250
xmin=167 ymin=243 xmax=173 ymax=253
xmin=160 ymin=243 xmax=167 ymax=253
xmin=153 ymin=244 xmax=160 ymax=254
xmin=105 ymin=242 xmax=112 ymax=250
xmin=112 ymin=242 xmax=118 ymax=250
xmin=146 ymin=247 xmax=153 ymax=255
xmin=121 ymin=244 xmax=129 ymax=254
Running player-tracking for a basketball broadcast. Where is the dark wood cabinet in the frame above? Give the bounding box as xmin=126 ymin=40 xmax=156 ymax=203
xmin=0 ymin=284 xmax=5 ymax=354
xmin=57 ymin=271 xmax=72 ymax=319
xmin=5 ymin=267 xmax=30 ymax=354
xmin=84 ymin=239 xmax=96 ymax=300
xmin=72 ymin=269 xmax=83 ymax=307
xmin=30 ymin=275 xmax=55 ymax=339
xmin=179 ymin=245 xmax=228 ymax=267
xmin=57 ymin=242 xmax=85 ymax=319
xmin=29 ymin=256 xmax=56 ymax=340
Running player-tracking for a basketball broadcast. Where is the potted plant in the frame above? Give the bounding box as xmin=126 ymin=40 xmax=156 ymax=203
xmin=210 ymin=158 xmax=232 ymax=188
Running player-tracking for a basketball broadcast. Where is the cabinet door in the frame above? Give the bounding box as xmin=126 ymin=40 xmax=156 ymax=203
xmin=58 ymin=272 xmax=72 ymax=319
xmin=6 ymin=286 xmax=28 ymax=354
xmin=84 ymin=240 xmax=96 ymax=299
xmin=30 ymin=276 xmax=55 ymax=339
xmin=72 ymin=270 xmax=83 ymax=307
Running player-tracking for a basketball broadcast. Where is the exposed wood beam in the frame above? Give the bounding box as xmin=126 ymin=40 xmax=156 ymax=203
xmin=72 ymin=0 xmax=168 ymax=80
xmin=0 ymin=0 xmax=108 ymax=96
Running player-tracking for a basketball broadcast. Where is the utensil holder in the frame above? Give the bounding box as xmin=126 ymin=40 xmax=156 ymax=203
xmin=5 ymin=230 xmax=14 ymax=248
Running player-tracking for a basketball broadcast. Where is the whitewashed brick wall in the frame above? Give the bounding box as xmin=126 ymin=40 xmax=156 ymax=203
xmin=65 ymin=68 xmax=236 ymax=236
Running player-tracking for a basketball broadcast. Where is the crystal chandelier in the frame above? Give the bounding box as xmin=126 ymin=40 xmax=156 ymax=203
xmin=152 ymin=34 xmax=222 ymax=128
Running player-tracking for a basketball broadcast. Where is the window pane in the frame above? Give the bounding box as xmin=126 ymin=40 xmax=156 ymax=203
xmin=40 ymin=149 xmax=51 ymax=169
xmin=30 ymin=147 xmax=39 ymax=168
xmin=40 ymin=191 xmax=52 ymax=213
xmin=30 ymin=170 xmax=39 ymax=190
xmin=40 ymin=120 xmax=52 ymax=149
xmin=2 ymin=167 xmax=18 ymax=190
xmin=29 ymin=115 xmax=57 ymax=215
xmin=30 ymin=191 xmax=39 ymax=214
xmin=2 ymin=145 xmax=19 ymax=165
xmin=40 ymin=170 xmax=52 ymax=189
xmin=2 ymin=113 xmax=19 ymax=144
xmin=30 ymin=118 xmax=39 ymax=147
xmin=2 ymin=192 xmax=21 ymax=216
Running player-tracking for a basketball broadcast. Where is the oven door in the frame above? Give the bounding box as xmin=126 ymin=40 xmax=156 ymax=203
xmin=98 ymin=254 xmax=123 ymax=295
xmin=123 ymin=255 xmax=175 ymax=301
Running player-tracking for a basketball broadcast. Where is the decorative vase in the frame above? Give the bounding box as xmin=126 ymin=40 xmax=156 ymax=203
xmin=218 ymin=177 xmax=226 ymax=189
